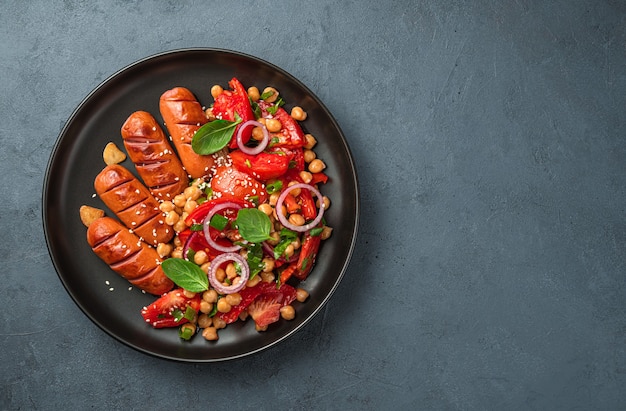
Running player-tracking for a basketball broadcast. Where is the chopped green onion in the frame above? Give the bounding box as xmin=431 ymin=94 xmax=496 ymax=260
xmin=209 ymin=213 xmax=229 ymax=231
xmin=266 ymin=180 xmax=283 ymax=194
xmin=309 ymin=227 xmax=324 ymax=237
xmin=190 ymin=223 xmax=204 ymax=232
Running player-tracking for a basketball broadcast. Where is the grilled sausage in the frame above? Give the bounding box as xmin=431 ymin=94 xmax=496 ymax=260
xmin=159 ymin=87 xmax=215 ymax=179
xmin=94 ymin=164 xmax=174 ymax=246
xmin=87 ymin=216 xmax=173 ymax=295
xmin=121 ymin=111 xmax=189 ymax=200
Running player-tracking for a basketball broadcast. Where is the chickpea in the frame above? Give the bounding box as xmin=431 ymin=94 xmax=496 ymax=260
xmin=205 ymin=107 xmax=216 ymax=121
xmin=304 ymin=133 xmax=317 ymax=149
xmin=303 ymin=149 xmax=316 ymax=163
xmin=251 ymin=126 xmax=265 ymax=141
xmin=258 ymin=203 xmax=273 ymax=216
xmin=212 ymin=316 xmax=226 ymax=330
xmin=184 ymin=185 xmax=202 ymax=201
xmin=173 ymin=194 xmax=187 ymax=208
xmin=308 ymin=159 xmax=326 ymax=174
xmin=246 ymin=274 xmax=262 ymax=288
xmin=225 ymin=293 xmax=242 ymax=306
xmin=183 ymin=199 xmax=198 ymax=214
xmin=156 ymin=243 xmax=173 ymax=258
xmin=317 ymin=196 xmax=331 ymax=210
xmin=266 ymin=231 xmax=280 ymax=246
xmin=280 ymin=305 xmax=296 ymax=320
xmin=202 ymin=327 xmax=219 ymax=341
xmin=262 ymin=257 xmax=275 ymax=273
xmin=159 ymin=200 xmax=175 ymax=213
xmin=197 ymin=313 xmax=212 ymax=328
xmin=298 ymin=171 xmax=313 ymax=184
xmin=199 ymin=301 xmax=213 ymax=314
xmin=173 ymin=219 xmax=187 ymax=233
xmin=273 ymin=205 xmax=287 ymax=221
xmin=193 ymin=250 xmax=208 ymax=266
xmin=269 ymin=192 xmax=280 ymax=206
xmin=291 ymin=106 xmax=307 ymax=121
xmin=200 ymin=262 xmax=211 ymax=273
xmin=215 ymin=267 xmax=226 ymax=283
xmin=265 ymin=118 xmax=282 ymax=133
xmin=170 ymin=247 xmax=183 ymax=259
xmin=283 ymin=243 xmax=295 ymax=259
xmin=296 ymin=288 xmax=309 ymax=302
xmin=180 ymin=322 xmax=196 ymax=335
xmin=320 ymin=226 xmax=333 ymax=240
xmin=247 ymin=86 xmax=261 ymax=101
xmin=164 ymin=210 xmax=179 ymax=226
xmin=216 ymin=298 xmax=231 ymax=313
xmin=288 ymin=214 xmax=305 ymax=227
xmin=262 ymin=86 xmax=279 ymax=103
xmin=225 ymin=262 xmax=238 ymax=279
xmin=173 ymin=236 xmax=183 ymax=248
xmin=291 ymin=237 xmax=301 ymax=250
xmin=182 ymin=289 xmax=196 ymax=299
xmin=203 ymin=289 xmax=218 ymax=303
xmin=211 ymin=84 xmax=224 ymax=99
xmin=260 ymin=271 xmax=275 ymax=283
xmin=287 ymin=182 xmax=301 ymax=197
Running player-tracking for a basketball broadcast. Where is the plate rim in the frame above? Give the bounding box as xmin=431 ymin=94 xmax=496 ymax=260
xmin=42 ymin=47 xmax=360 ymax=362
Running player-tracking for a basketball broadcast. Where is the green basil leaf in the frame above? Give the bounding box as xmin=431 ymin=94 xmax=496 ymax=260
xmin=266 ymin=97 xmax=285 ymax=115
xmin=261 ymin=90 xmax=275 ymax=100
xmin=273 ymin=229 xmax=297 ymax=259
xmin=235 ymin=208 xmax=272 ymax=243
xmin=161 ymin=258 xmax=209 ymax=293
xmin=191 ymin=118 xmax=241 ymax=155
xmin=244 ymin=243 xmax=264 ymax=279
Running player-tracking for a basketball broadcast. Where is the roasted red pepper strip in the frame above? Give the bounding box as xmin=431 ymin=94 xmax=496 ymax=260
xmin=309 ymin=172 xmax=329 ymax=185
xmin=141 ymin=289 xmax=202 ymax=328
xmin=185 ymin=197 xmax=250 ymax=226
xmin=212 ymin=77 xmax=255 ymax=148
xmin=294 ymin=232 xmax=322 ymax=280
xmin=217 ymin=281 xmax=297 ymax=324
xmin=257 ymin=101 xmax=305 ymax=148
xmin=230 ymin=150 xmax=291 ymax=181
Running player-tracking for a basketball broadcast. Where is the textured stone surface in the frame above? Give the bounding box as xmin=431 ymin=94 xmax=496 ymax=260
xmin=2 ymin=1 xmax=625 ymax=409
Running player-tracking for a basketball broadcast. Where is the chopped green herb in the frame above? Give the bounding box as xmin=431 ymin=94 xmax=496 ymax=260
xmin=260 ymin=90 xmax=275 ymax=100
xmin=178 ymin=324 xmax=195 ymax=340
xmin=266 ymin=97 xmax=285 ymax=115
xmin=209 ymin=213 xmax=229 ymax=231
xmin=172 ymin=309 xmax=184 ymax=323
xmin=190 ymin=223 xmax=204 ymax=232
xmin=183 ymin=306 xmax=196 ymax=322
xmin=245 ymin=159 xmax=252 ymax=168
xmin=244 ymin=243 xmax=264 ymax=279
xmin=266 ymin=180 xmax=283 ymax=194
xmin=273 ymin=229 xmax=297 ymax=260
xmin=309 ymin=226 xmax=324 ymax=237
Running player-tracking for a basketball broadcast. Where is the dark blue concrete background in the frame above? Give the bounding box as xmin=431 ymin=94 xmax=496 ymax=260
xmin=2 ymin=1 xmax=625 ymax=409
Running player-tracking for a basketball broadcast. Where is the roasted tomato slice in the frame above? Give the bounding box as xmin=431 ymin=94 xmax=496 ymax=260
xmin=294 ymin=232 xmax=321 ymax=280
xmin=210 ymin=165 xmax=268 ymax=204
xmin=212 ymin=77 xmax=255 ymax=148
xmin=217 ymin=281 xmax=297 ymax=325
xmin=230 ymin=150 xmax=291 ymax=181
xmin=141 ymin=289 xmax=202 ymax=328
xmin=257 ymin=101 xmax=305 ymax=148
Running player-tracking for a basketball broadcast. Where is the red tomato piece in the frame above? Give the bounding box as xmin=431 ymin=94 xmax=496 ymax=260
xmin=212 ymin=77 xmax=255 ymax=148
xmin=257 ymin=101 xmax=305 ymax=148
xmin=210 ymin=165 xmax=268 ymax=204
xmin=141 ymin=289 xmax=202 ymax=328
xmin=217 ymin=281 xmax=296 ymax=325
xmin=230 ymin=150 xmax=291 ymax=181
xmin=309 ymin=172 xmax=329 ymax=185
xmin=294 ymin=232 xmax=321 ymax=280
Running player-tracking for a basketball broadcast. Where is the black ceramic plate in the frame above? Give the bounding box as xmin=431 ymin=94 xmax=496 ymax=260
xmin=43 ymin=48 xmax=359 ymax=362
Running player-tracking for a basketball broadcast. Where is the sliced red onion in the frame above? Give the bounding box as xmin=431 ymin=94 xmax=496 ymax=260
xmin=181 ymin=231 xmax=198 ymax=261
xmin=236 ymin=120 xmax=269 ymax=155
xmin=202 ymin=201 xmax=243 ymax=253
xmin=276 ymin=183 xmax=326 ymax=232
xmin=208 ymin=252 xmax=249 ymax=294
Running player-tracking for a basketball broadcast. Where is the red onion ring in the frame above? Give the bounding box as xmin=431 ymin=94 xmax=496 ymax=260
xmin=208 ymin=252 xmax=249 ymax=294
xmin=276 ymin=183 xmax=326 ymax=232
xmin=202 ymin=201 xmax=243 ymax=253
xmin=181 ymin=231 xmax=198 ymax=261
xmin=236 ymin=120 xmax=269 ymax=155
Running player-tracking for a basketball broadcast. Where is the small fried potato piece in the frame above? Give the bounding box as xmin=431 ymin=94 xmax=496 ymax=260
xmin=103 ymin=142 xmax=126 ymax=165
xmin=79 ymin=205 xmax=105 ymax=227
